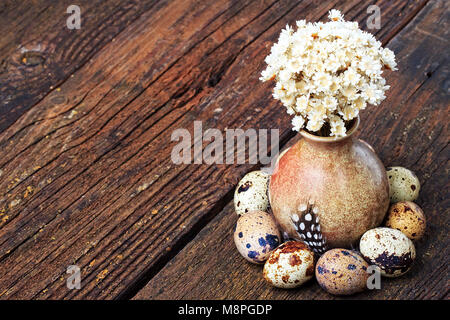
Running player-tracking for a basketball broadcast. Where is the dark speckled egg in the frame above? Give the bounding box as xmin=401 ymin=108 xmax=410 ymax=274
xmin=316 ymin=249 xmax=369 ymax=295
xmin=234 ymin=210 xmax=281 ymax=264
xmin=360 ymin=227 xmax=416 ymax=277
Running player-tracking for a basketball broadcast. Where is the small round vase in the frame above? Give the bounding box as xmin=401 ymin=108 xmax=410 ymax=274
xmin=269 ymin=117 xmax=389 ymax=248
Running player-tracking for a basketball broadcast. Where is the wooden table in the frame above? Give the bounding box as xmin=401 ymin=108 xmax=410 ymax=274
xmin=0 ymin=0 xmax=448 ymax=300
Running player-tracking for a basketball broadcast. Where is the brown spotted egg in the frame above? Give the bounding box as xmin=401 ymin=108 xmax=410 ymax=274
xmin=234 ymin=210 xmax=281 ymax=264
xmin=234 ymin=171 xmax=270 ymax=216
xmin=315 ymin=249 xmax=369 ymax=295
xmin=360 ymin=227 xmax=416 ymax=277
xmin=263 ymin=241 xmax=315 ymax=288
xmin=387 ymin=167 xmax=420 ymax=203
xmin=385 ymin=201 xmax=426 ymax=240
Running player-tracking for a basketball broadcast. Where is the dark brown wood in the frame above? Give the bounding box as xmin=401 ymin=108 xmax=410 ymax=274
xmin=134 ymin=0 xmax=449 ymax=300
xmin=0 ymin=0 xmax=445 ymax=300
xmin=0 ymin=0 xmax=163 ymax=134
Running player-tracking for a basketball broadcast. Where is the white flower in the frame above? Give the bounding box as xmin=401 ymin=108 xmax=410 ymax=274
xmin=352 ymin=97 xmax=367 ymax=110
xmin=324 ymin=96 xmax=338 ymax=112
xmin=381 ymin=47 xmax=397 ymax=70
xmin=339 ymin=104 xmax=359 ymax=120
xmin=341 ymin=86 xmax=358 ymax=100
xmin=358 ymin=55 xmax=374 ymax=75
xmin=314 ymin=72 xmax=333 ymax=92
xmin=295 ymin=96 xmax=309 ymax=112
xmin=286 ymin=106 xmax=295 ymax=115
xmin=328 ymin=9 xmax=344 ymax=22
xmin=343 ymin=67 xmax=361 ymax=86
xmin=296 ymin=20 xmax=307 ymax=28
xmin=260 ymin=9 xmax=396 ymax=136
xmin=329 ymin=115 xmax=346 ymax=137
xmin=325 ymin=54 xmax=342 ymax=72
xmin=306 ymin=109 xmax=326 ymax=131
xmin=260 ymin=67 xmax=275 ymax=81
xmin=292 ymin=115 xmax=305 ymax=131
xmin=279 ymin=69 xmax=291 ymax=82
xmin=362 ymin=83 xmax=385 ymax=105
xmin=306 ymin=118 xmax=324 ymax=132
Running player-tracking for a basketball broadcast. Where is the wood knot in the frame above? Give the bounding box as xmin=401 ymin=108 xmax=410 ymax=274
xmin=49 ymin=94 xmax=68 ymax=105
xmin=20 ymin=51 xmax=46 ymax=67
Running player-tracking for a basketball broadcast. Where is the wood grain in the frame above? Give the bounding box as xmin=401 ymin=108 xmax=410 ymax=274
xmin=0 ymin=0 xmax=444 ymax=300
xmin=0 ymin=0 xmax=164 ymax=133
xmin=134 ymin=0 xmax=449 ymax=300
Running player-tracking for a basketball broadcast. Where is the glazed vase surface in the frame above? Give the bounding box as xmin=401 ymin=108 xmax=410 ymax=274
xmin=269 ymin=118 xmax=389 ymax=248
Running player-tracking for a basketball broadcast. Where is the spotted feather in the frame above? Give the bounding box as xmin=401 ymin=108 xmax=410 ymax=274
xmin=291 ymin=202 xmax=327 ymax=254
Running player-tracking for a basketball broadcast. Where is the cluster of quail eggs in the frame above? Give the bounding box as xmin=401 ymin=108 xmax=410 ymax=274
xmin=232 ymin=166 xmax=426 ymax=296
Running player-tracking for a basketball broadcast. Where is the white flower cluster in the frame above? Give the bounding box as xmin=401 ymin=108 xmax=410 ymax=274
xmin=260 ymin=10 xmax=397 ymax=137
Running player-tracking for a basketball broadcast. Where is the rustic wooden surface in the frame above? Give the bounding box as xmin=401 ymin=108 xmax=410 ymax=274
xmin=0 ymin=0 xmax=447 ymax=300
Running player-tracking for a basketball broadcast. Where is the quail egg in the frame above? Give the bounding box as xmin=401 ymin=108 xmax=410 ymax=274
xmin=263 ymin=241 xmax=315 ymax=288
xmin=387 ymin=167 xmax=420 ymax=203
xmin=385 ymin=201 xmax=426 ymax=240
xmin=234 ymin=210 xmax=280 ymax=264
xmin=360 ymin=227 xmax=416 ymax=277
xmin=316 ymin=249 xmax=369 ymax=295
xmin=234 ymin=171 xmax=270 ymax=216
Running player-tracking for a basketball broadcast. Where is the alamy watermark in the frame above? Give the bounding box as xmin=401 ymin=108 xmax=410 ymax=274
xmin=66 ymin=265 xmax=81 ymax=289
xmin=66 ymin=5 xmax=81 ymax=30
xmin=171 ymin=121 xmax=279 ymax=173
xmin=367 ymin=5 xmax=381 ymax=30
xmin=367 ymin=265 xmax=382 ymax=290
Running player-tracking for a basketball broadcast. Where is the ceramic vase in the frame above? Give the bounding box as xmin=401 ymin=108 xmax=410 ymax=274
xmin=269 ymin=117 xmax=389 ymax=248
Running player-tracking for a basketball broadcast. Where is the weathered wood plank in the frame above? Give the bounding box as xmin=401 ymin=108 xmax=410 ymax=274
xmin=0 ymin=0 xmax=165 ymax=134
xmin=0 ymin=0 xmax=436 ymax=300
xmin=133 ymin=0 xmax=449 ymax=300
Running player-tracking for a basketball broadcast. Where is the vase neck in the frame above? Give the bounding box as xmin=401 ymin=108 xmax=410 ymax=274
xmin=299 ymin=116 xmax=360 ymax=147
xmin=302 ymin=135 xmax=354 ymax=150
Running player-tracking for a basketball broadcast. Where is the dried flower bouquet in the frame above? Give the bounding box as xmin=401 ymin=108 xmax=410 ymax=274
xmin=260 ymin=10 xmax=397 ymax=137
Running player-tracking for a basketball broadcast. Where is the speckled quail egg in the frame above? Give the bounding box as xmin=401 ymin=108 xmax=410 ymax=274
xmin=315 ymin=249 xmax=369 ymax=296
xmin=385 ymin=201 xmax=426 ymax=240
xmin=234 ymin=210 xmax=280 ymax=264
xmin=387 ymin=167 xmax=420 ymax=203
xmin=234 ymin=171 xmax=270 ymax=216
xmin=263 ymin=241 xmax=315 ymax=288
xmin=360 ymin=227 xmax=416 ymax=277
